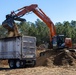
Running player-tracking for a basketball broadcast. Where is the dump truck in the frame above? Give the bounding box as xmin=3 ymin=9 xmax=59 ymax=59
xmin=0 ymin=36 xmax=36 ymax=68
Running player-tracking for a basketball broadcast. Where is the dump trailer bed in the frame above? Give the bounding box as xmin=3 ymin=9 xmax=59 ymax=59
xmin=0 ymin=36 xmax=36 ymax=68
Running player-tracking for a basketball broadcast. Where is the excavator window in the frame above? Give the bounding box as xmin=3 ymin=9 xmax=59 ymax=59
xmin=57 ymin=35 xmax=65 ymax=48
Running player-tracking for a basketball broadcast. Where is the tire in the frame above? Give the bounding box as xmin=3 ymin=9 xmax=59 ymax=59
xmin=31 ymin=60 xmax=36 ymax=67
xmin=16 ymin=60 xmax=21 ymax=68
xmin=9 ymin=60 xmax=16 ymax=69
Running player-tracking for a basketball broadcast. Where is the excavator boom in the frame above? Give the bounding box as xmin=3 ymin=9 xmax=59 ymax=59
xmin=10 ymin=4 xmax=56 ymax=40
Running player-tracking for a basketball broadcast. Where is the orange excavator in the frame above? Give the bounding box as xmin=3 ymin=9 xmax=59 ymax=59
xmin=2 ymin=4 xmax=72 ymax=49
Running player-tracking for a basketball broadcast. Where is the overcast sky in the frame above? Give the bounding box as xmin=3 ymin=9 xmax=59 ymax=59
xmin=0 ymin=0 xmax=76 ymax=24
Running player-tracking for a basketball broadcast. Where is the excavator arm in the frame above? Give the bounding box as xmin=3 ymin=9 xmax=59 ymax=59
xmin=2 ymin=4 xmax=56 ymax=41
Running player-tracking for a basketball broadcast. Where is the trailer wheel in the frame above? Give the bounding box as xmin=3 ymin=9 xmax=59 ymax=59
xmin=31 ymin=60 xmax=36 ymax=67
xmin=16 ymin=60 xmax=21 ymax=68
xmin=9 ymin=60 xmax=16 ymax=69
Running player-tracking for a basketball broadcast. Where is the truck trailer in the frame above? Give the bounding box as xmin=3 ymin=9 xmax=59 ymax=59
xmin=0 ymin=36 xmax=36 ymax=68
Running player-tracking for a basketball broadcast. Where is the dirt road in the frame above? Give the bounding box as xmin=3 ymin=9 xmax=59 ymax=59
xmin=0 ymin=66 xmax=76 ymax=75
xmin=0 ymin=49 xmax=76 ymax=75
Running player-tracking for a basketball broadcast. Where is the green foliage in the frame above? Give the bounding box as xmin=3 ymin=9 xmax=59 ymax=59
xmin=0 ymin=25 xmax=7 ymax=38
xmin=18 ymin=22 xmax=30 ymax=35
xmin=34 ymin=19 xmax=49 ymax=45
xmin=0 ymin=19 xmax=76 ymax=45
xmin=55 ymin=21 xmax=76 ymax=43
xmin=55 ymin=22 xmax=64 ymax=35
xmin=18 ymin=19 xmax=49 ymax=45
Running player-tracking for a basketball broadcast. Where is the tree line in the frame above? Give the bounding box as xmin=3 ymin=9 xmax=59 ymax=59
xmin=0 ymin=19 xmax=76 ymax=45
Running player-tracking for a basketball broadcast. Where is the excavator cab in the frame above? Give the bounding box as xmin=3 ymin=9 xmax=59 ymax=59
xmin=57 ymin=35 xmax=65 ymax=48
xmin=52 ymin=35 xmax=72 ymax=49
xmin=52 ymin=35 xmax=65 ymax=49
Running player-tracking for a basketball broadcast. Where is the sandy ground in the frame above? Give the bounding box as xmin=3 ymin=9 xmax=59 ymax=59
xmin=0 ymin=65 xmax=76 ymax=75
xmin=0 ymin=49 xmax=76 ymax=75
